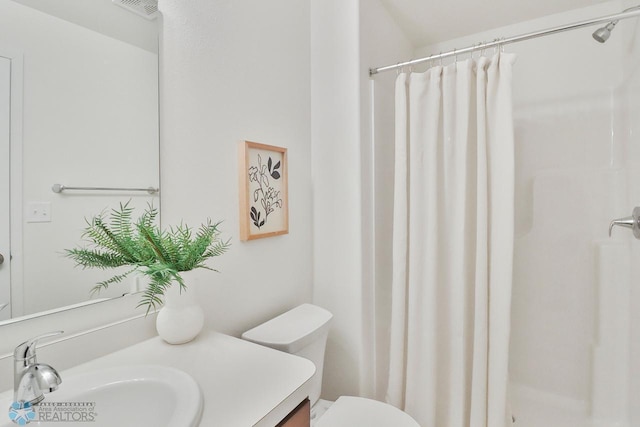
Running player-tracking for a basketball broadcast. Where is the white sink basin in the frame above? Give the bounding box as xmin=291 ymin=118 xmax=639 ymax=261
xmin=0 ymin=365 xmax=203 ymax=427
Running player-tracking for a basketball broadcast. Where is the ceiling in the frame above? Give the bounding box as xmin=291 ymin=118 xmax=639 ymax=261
xmin=379 ymin=0 xmax=613 ymax=46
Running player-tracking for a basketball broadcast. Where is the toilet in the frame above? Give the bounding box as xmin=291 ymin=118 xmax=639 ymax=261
xmin=241 ymin=304 xmax=420 ymax=427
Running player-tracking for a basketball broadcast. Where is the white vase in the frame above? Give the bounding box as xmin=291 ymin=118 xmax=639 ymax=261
xmin=156 ymin=277 xmax=204 ymax=345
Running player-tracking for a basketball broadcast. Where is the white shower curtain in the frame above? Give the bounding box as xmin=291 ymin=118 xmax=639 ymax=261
xmin=386 ymin=53 xmax=516 ymax=427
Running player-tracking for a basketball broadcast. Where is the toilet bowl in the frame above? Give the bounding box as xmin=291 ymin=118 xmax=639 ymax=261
xmin=241 ymin=304 xmax=419 ymax=427
xmin=315 ymin=396 xmax=418 ymax=427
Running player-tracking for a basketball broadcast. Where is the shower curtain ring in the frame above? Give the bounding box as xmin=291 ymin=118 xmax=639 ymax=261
xmin=404 ymin=59 xmax=413 ymax=74
xmin=439 ymin=52 xmax=443 ymax=66
xmin=453 ymin=48 xmax=458 ymax=63
xmin=500 ymin=37 xmax=506 ymax=53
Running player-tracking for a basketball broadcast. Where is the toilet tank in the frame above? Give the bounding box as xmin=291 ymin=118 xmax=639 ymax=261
xmin=241 ymin=304 xmax=333 ymax=406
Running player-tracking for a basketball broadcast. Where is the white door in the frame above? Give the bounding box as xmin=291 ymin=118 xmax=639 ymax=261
xmin=0 ymin=56 xmax=11 ymax=321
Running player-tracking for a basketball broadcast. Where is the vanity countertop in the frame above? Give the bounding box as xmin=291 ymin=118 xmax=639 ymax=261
xmin=3 ymin=330 xmax=316 ymax=427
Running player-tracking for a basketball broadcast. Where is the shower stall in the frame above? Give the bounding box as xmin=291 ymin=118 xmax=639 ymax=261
xmin=368 ymin=0 xmax=640 ymax=425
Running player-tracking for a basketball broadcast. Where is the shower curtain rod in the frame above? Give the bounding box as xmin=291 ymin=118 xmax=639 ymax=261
xmin=370 ymin=6 xmax=640 ymax=76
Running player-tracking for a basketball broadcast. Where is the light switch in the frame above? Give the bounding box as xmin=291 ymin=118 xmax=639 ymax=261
xmin=26 ymin=202 xmax=52 ymax=223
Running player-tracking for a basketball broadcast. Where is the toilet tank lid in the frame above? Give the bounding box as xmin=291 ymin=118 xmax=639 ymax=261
xmin=241 ymin=304 xmax=333 ymax=353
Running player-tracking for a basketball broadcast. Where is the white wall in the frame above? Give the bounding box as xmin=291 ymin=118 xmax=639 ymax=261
xmin=310 ymin=0 xmax=412 ymax=400
xmin=159 ymin=0 xmax=313 ymax=337
xmin=310 ymin=0 xmax=363 ymax=400
xmin=0 ymin=0 xmax=159 ymax=317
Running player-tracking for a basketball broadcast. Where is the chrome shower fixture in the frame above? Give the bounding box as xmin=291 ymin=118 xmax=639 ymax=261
xmin=592 ymin=5 xmax=640 ymax=43
xmin=592 ymin=21 xmax=618 ymax=43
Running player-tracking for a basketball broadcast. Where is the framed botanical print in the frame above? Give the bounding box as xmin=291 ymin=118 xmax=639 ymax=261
xmin=238 ymin=141 xmax=289 ymax=241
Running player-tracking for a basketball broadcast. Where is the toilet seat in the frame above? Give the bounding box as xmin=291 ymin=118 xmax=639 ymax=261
xmin=315 ymin=396 xmax=420 ymax=427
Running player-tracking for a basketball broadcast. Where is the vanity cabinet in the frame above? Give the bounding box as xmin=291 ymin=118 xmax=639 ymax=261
xmin=18 ymin=331 xmax=318 ymax=426
xmin=277 ymin=399 xmax=310 ymax=427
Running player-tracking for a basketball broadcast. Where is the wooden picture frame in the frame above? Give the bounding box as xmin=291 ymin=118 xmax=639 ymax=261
xmin=239 ymin=141 xmax=289 ymax=241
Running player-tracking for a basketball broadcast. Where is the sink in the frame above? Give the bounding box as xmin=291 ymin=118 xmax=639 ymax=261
xmin=0 ymin=365 xmax=203 ymax=427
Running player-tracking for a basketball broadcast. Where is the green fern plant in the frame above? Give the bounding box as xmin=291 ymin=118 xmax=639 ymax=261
xmin=66 ymin=202 xmax=230 ymax=314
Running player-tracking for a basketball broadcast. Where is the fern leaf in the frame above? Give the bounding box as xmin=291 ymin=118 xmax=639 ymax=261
xmin=91 ymin=268 xmax=135 ymax=295
xmin=67 ymin=203 xmax=230 ymax=314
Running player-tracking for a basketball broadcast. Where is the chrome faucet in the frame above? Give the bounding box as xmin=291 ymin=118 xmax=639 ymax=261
xmin=14 ymin=331 xmax=63 ymax=405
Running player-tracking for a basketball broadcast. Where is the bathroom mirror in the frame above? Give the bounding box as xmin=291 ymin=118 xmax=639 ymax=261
xmin=0 ymin=0 xmax=159 ymax=324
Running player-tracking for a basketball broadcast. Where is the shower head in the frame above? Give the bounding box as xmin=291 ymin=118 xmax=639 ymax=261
xmin=592 ymin=5 xmax=640 ymax=43
xmin=592 ymin=21 xmax=618 ymax=43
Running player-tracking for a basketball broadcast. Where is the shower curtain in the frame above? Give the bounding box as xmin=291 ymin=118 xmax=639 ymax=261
xmin=386 ymin=53 xmax=516 ymax=427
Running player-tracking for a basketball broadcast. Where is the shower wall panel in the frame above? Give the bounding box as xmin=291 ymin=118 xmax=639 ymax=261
xmin=620 ymin=2 xmax=640 ymax=423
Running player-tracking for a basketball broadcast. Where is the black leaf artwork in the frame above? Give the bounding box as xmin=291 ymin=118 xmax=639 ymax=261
xmin=269 ymin=158 xmax=281 ymax=180
xmin=250 ymin=206 xmax=262 ymax=229
xmin=248 ymin=153 xmax=284 ymax=231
